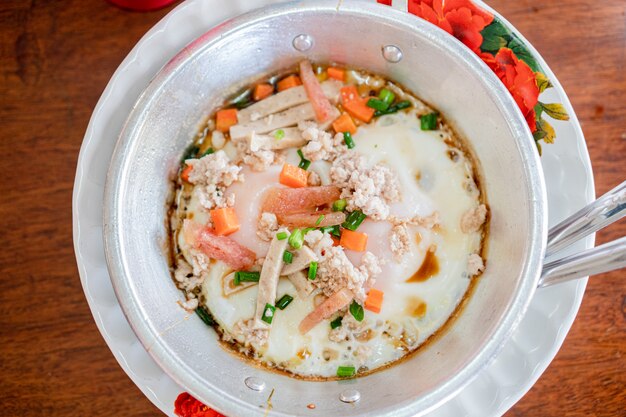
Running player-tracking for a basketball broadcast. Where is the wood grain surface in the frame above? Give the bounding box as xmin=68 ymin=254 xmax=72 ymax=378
xmin=0 ymin=1 xmax=624 ymax=416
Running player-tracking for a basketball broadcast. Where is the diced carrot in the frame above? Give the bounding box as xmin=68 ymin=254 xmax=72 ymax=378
xmin=332 ymin=113 xmax=357 ymax=135
xmin=340 ymin=85 xmax=360 ymax=103
xmin=210 ymin=207 xmax=240 ymax=236
xmin=339 ymin=229 xmax=368 ymax=251
xmin=364 ymin=288 xmax=384 ymax=313
xmin=253 ymin=83 xmax=274 ymax=101
xmin=327 ymin=67 xmax=345 ymax=81
xmin=181 ymin=164 xmax=193 ymax=182
xmin=279 ymin=164 xmax=309 ymax=188
xmin=261 ymin=186 xmax=341 ymax=214
xmin=216 ymin=108 xmax=238 ymax=132
xmin=183 ymin=220 xmax=256 ymax=270
xmin=344 ymin=100 xmax=375 ymax=123
xmin=277 ymin=74 xmax=302 ymax=92
xmin=299 ymin=60 xmax=338 ymax=123
xmin=340 ymin=86 xmax=375 ymax=123
xmin=299 ymin=288 xmax=353 ymax=334
xmin=331 ymin=236 xmax=340 ymax=247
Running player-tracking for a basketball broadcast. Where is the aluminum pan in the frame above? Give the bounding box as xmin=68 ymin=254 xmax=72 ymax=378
xmin=103 ymin=1 xmax=547 ymax=416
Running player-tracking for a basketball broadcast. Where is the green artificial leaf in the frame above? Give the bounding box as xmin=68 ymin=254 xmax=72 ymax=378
xmin=538 ymin=118 xmax=556 ymax=144
xmin=534 ymin=103 xmax=544 ymax=120
xmin=540 ymin=103 xmax=570 ymax=121
xmin=535 ymin=140 xmax=543 ymax=156
xmin=508 ymin=37 xmax=541 ymax=72
xmin=533 ymin=129 xmax=547 ymax=140
xmin=480 ymin=20 xmax=511 ymax=53
xmin=535 ymin=72 xmax=552 ymax=93
xmin=481 ymin=35 xmax=507 ymax=53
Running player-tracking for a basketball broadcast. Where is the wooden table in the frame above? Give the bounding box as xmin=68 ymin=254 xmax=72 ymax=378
xmin=0 ymin=1 xmax=624 ymax=416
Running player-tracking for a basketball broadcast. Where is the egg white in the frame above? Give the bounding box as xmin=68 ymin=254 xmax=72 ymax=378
xmin=187 ymin=111 xmax=483 ymax=378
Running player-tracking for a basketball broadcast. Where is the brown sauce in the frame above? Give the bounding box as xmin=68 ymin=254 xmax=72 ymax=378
xmin=407 ymin=246 xmax=439 ymax=282
xmin=406 ymin=297 xmax=428 ymax=318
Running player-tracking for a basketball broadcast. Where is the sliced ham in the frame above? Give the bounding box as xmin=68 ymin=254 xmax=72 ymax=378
xmin=299 ymin=60 xmax=340 ymax=124
xmin=277 ymin=211 xmax=346 ymax=228
xmin=230 ymin=103 xmax=315 ymax=140
xmin=287 ymin=270 xmax=315 ymax=299
xmin=261 ymin=185 xmax=341 ymax=215
xmin=299 ymin=288 xmax=353 ymax=334
xmin=254 ymin=230 xmax=289 ymax=328
xmin=183 ymin=220 xmax=255 ymax=271
xmin=281 ymin=245 xmax=317 ymax=276
xmin=237 ymin=80 xmax=342 ymax=124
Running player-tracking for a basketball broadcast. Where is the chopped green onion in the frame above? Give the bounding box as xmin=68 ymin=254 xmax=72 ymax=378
xmin=315 ymin=214 xmax=325 ymax=226
xmin=201 ymin=147 xmax=214 ymax=157
xmin=342 ymin=210 xmax=366 ymax=231
xmin=373 ymin=100 xmax=412 ymax=117
xmin=297 ymin=149 xmax=311 ymax=170
xmin=395 ymin=100 xmax=412 ymax=110
xmin=181 ymin=145 xmax=199 ymax=162
xmin=308 ymin=262 xmax=318 ymax=280
xmin=283 ymin=250 xmax=293 ymax=264
xmin=337 ymin=366 xmax=356 ymax=378
xmin=366 ymin=98 xmax=389 ymax=111
xmin=288 ymin=228 xmax=304 ymax=249
xmin=332 ymin=199 xmax=347 ymax=212
xmin=379 ymin=88 xmax=395 ymax=106
xmin=230 ymin=88 xmax=253 ymax=109
xmin=261 ymin=304 xmax=276 ymax=324
xmin=276 ymin=231 xmax=288 ymax=240
xmin=274 ymin=129 xmax=285 ymax=140
xmin=320 ymin=225 xmax=341 ymax=237
xmin=330 ymin=316 xmax=343 ymax=329
xmin=234 ymin=271 xmax=260 ymax=286
xmin=276 ymin=294 xmax=294 ymax=310
xmin=349 ymin=300 xmax=364 ymax=322
xmin=234 ymin=99 xmax=252 ymax=109
xmin=195 ymin=307 xmax=215 ymax=326
xmin=303 ymin=227 xmax=316 ymax=235
xmin=420 ymin=112 xmax=439 ymax=130
xmin=343 ymin=132 xmax=355 ymax=149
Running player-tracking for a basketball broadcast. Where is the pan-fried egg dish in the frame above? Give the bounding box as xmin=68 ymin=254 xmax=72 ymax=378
xmin=169 ymin=61 xmax=488 ymax=379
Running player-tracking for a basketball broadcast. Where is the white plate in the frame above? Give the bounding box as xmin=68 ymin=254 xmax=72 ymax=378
xmin=72 ymin=0 xmax=595 ymax=415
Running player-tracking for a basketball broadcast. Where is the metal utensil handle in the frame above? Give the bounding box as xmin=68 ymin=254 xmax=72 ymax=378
xmin=539 ymin=237 xmax=626 ymax=287
xmin=545 ymin=181 xmax=626 ymax=258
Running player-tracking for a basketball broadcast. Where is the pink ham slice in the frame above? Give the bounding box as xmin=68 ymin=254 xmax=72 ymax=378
xmin=183 ymin=219 xmax=256 ymax=271
xmin=277 ymin=211 xmax=346 ymax=228
xmin=299 ymin=60 xmax=338 ymax=124
xmin=299 ymin=288 xmax=353 ymax=334
xmin=261 ymin=185 xmax=341 ymax=215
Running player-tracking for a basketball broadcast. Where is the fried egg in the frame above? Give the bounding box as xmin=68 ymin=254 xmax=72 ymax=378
xmin=181 ymin=110 xmax=483 ymax=378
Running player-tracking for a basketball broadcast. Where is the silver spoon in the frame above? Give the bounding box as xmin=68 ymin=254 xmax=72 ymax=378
xmin=539 ymin=181 xmax=626 ymax=287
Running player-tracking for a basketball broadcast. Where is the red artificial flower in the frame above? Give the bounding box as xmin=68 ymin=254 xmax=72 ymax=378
xmin=480 ymin=48 xmax=539 ymax=131
xmin=174 ymin=392 xmax=226 ymax=417
xmin=407 ymin=0 xmax=494 ymax=52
